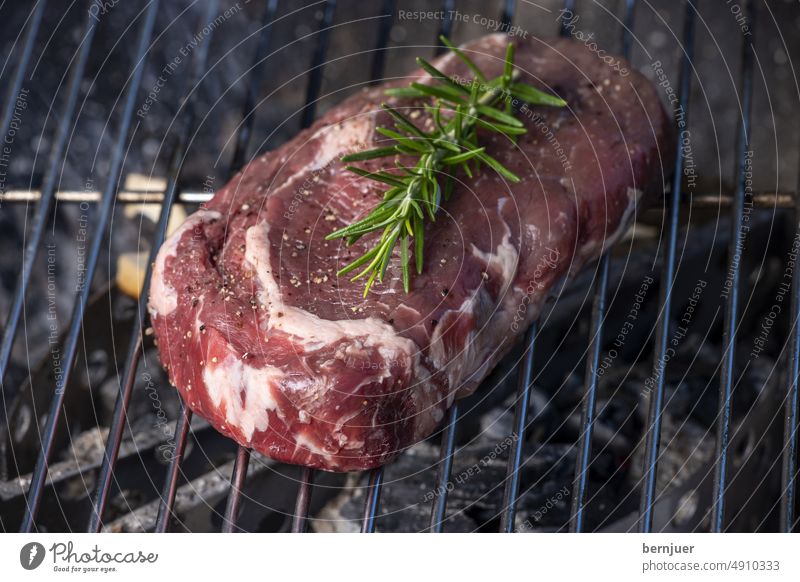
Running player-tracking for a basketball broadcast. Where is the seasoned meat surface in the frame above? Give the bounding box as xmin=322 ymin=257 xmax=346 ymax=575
xmin=149 ymin=34 xmax=673 ymax=471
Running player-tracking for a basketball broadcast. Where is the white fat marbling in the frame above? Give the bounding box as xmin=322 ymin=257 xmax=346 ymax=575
xmin=149 ymin=210 xmax=222 ymax=319
xmin=310 ymin=115 xmax=373 ymax=172
xmin=574 ymin=186 xmax=643 ymax=264
xmin=264 ymin=114 xmax=374 ymax=203
xmin=470 ymin=229 xmax=519 ymax=293
xmin=244 ymin=220 xmax=419 ymax=355
xmin=294 ymin=432 xmax=331 ymax=459
xmin=429 ymin=229 xmax=521 ymax=393
xmin=222 ymin=219 xmax=441 ymax=447
xmin=203 ymin=352 xmax=281 ymax=439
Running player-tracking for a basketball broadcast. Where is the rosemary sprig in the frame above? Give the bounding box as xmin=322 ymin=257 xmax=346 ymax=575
xmin=326 ymin=36 xmax=566 ymax=296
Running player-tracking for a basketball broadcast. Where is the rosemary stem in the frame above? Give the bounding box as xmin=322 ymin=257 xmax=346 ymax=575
xmin=327 ymin=40 xmax=563 ymax=295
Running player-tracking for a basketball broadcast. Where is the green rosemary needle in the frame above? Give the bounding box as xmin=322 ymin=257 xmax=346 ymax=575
xmin=326 ymin=36 xmax=566 ymax=297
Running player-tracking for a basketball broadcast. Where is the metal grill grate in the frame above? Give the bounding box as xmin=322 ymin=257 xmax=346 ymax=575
xmin=637 ymin=0 xmax=695 ymax=534
xmin=0 ymin=0 xmax=796 ymax=534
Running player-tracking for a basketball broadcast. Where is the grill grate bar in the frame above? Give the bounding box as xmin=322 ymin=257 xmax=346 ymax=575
xmin=222 ymin=447 xmax=251 ymax=533
xmin=369 ymin=0 xmax=397 ymax=85
xmin=494 ymin=0 xmax=575 ymax=534
xmin=300 ymin=0 xmax=337 ymax=129
xmin=500 ymin=324 xmax=537 ymax=532
xmin=229 ymin=0 xmax=279 ymax=172
xmin=217 ymin=0 xmax=302 ymax=532
xmin=291 ymin=467 xmax=315 ymax=533
xmin=88 ymin=337 xmax=145 ymax=528
xmin=782 ymin=269 xmax=800 ymax=530
xmin=569 ymin=258 xmax=611 ymax=532
xmin=429 ymin=402 xmax=459 ymax=532
xmin=152 ymin=0 xmax=289 ymax=533
xmin=782 ymin=232 xmax=800 ymax=530
xmin=220 ymin=444 xmax=251 ymax=529
xmin=558 ymin=0 xmax=577 ymax=37
xmin=435 ymin=0 xmax=456 ymax=54
xmin=287 ymin=0 xmax=399 ymax=535
xmin=219 ymin=0 xmax=391 ymax=532
xmin=420 ymin=0 xmax=520 ymax=534
xmin=637 ymin=0 xmax=695 ymax=533
xmin=2 ymin=188 xmax=790 ymax=207
xmin=356 ymin=0 xmax=475 ymax=532
xmin=621 ymin=0 xmax=636 ymax=58
xmin=19 ymin=0 xmax=162 ymax=533
xmin=499 ymin=0 xmax=515 ymax=29
xmin=361 ymin=467 xmax=384 ymax=533
xmin=154 ymin=405 xmax=192 ymax=533
xmin=569 ymin=0 xmax=635 ymax=533
xmin=780 ymin=158 xmax=800 ymax=533
xmin=86 ymin=0 xmax=221 ymax=533
xmin=0 ymin=0 xmax=46 ymax=145
xmin=712 ymin=0 xmax=757 ymax=533
xmin=0 ymin=0 xmax=91 ymax=403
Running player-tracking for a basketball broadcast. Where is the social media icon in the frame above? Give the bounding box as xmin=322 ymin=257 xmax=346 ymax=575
xmin=20 ymin=542 xmax=46 ymax=570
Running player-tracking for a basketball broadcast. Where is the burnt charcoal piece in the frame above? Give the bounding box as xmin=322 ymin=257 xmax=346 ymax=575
xmin=314 ymin=438 xmax=578 ymax=533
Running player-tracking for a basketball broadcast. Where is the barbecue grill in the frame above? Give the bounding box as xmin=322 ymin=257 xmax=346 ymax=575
xmin=0 ymin=0 xmax=797 ymax=533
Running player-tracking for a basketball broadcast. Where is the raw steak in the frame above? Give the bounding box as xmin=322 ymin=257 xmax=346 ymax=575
xmin=148 ymin=34 xmax=673 ymax=471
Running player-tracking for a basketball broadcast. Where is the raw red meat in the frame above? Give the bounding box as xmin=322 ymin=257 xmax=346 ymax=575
xmin=149 ymin=35 xmax=673 ymax=471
